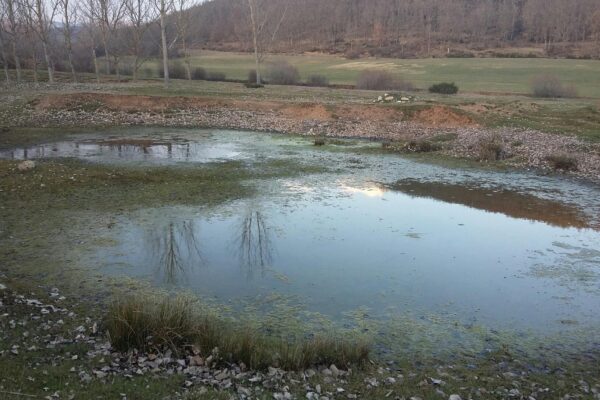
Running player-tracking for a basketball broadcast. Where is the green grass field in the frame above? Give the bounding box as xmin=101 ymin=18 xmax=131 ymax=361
xmin=174 ymin=51 xmax=600 ymax=98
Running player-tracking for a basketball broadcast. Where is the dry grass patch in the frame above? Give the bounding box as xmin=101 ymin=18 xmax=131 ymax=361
xmin=105 ymin=294 xmax=370 ymax=371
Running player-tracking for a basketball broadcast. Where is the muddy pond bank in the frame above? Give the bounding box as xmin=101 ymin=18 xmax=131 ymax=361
xmin=2 ymin=91 xmax=600 ymax=182
xmin=1 ymin=128 xmax=600 ymax=399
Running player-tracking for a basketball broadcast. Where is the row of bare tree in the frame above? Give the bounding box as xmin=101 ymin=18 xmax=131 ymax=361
xmin=192 ymin=0 xmax=600 ymax=57
xmin=0 ymin=0 xmax=203 ymax=87
xmin=2 ymin=0 xmax=600 ymax=87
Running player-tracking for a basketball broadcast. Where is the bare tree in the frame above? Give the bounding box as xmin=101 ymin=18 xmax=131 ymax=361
xmin=247 ymin=0 xmax=288 ymax=85
xmin=0 ymin=22 xmax=10 ymax=83
xmin=26 ymin=0 xmax=58 ymax=83
xmin=3 ymin=0 xmax=22 ymax=82
xmin=124 ymin=0 xmax=153 ymax=81
xmin=57 ymin=0 xmax=78 ymax=82
xmin=81 ymin=0 xmax=101 ymax=83
xmin=95 ymin=0 xmax=126 ymax=77
xmin=174 ymin=0 xmax=194 ymax=80
xmin=154 ymin=0 xmax=172 ymax=88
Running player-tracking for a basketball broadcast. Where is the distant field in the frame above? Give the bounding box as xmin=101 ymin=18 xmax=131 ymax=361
xmin=161 ymin=50 xmax=600 ymax=98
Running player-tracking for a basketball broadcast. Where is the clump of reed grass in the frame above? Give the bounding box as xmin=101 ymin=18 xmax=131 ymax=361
xmin=104 ymin=294 xmax=370 ymax=370
xmin=546 ymin=154 xmax=578 ymax=171
xmin=477 ymin=137 xmax=507 ymax=161
xmin=404 ymin=139 xmax=440 ymax=153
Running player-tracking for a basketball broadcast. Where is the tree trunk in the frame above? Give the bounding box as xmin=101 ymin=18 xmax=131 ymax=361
xmin=160 ymin=1 xmax=170 ymax=88
xmin=11 ymin=42 xmax=21 ymax=82
xmin=183 ymin=38 xmax=191 ymax=80
xmin=133 ymin=55 xmax=139 ymax=81
xmin=92 ymin=47 xmax=100 ymax=83
xmin=41 ymin=41 xmax=54 ymax=83
xmin=0 ymin=32 xmax=10 ymax=83
xmin=32 ymin=47 xmax=39 ymax=83
xmin=7 ymin=1 xmax=21 ymax=82
xmin=115 ymin=56 xmax=120 ymax=81
xmin=63 ymin=16 xmax=77 ymax=82
xmin=102 ymin=36 xmax=111 ymax=74
xmin=248 ymin=0 xmax=261 ymax=84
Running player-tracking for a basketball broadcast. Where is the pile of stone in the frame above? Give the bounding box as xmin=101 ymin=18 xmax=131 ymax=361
xmin=374 ymin=93 xmax=415 ymax=103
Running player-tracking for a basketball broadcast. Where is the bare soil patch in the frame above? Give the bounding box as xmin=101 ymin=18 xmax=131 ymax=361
xmin=413 ymin=106 xmax=478 ymax=128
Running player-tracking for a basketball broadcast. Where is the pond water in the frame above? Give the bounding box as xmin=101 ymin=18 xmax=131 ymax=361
xmin=5 ymin=129 xmax=600 ymax=358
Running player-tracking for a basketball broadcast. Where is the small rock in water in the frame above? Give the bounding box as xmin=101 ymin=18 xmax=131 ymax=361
xmin=18 ymin=160 xmax=36 ymax=172
xmin=449 ymin=395 xmax=462 ymax=400
xmin=0 ymin=283 xmax=6 ymax=290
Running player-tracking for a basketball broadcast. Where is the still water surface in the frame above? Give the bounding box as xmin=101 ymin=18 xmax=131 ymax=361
xmin=4 ymin=129 xmax=600 ymax=354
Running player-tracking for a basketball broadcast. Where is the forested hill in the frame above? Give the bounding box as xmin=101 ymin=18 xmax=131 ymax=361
xmin=187 ymin=0 xmax=600 ymax=58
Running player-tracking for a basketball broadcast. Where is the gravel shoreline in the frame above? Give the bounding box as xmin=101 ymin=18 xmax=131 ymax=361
xmin=2 ymin=280 xmax=599 ymax=400
xmin=1 ymin=87 xmax=599 ymax=182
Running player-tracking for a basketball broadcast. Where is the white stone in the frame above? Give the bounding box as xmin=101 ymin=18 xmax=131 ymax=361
xmin=18 ymin=160 xmax=36 ymax=172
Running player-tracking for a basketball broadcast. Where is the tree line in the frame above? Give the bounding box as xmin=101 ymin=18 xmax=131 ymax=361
xmin=192 ymin=0 xmax=600 ymax=58
xmin=1 ymin=0 xmax=600 ymax=87
xmin=0 ymin=0 xmax=202 ymax=87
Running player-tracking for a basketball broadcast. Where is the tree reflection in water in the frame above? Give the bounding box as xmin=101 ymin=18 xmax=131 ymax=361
xmin=147 ymin=220 xmax=203 ymax=284
xmin=235 ymin=209 xmax=274 ymax=278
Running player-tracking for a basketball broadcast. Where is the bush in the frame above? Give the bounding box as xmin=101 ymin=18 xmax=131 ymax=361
xmin=429 ymin=82 xmax=459 ymax=94
xmin=546 ymin=154 xmax=578 ymax=171
xmin=344 ymin=48 xmax=361 ymax=60
xmin=244 ymin=82 xmax=264 ymax=89
xmin=266 ymin=61 xmax=300 ymax=85
xmin=191 ymin=67 xmax=206 ymax=80
xmin=206 ymin=71 xmax=226 ymax=81
xmin=531 ymin=74 xmax=578 ymax=98
xmin=105 ymin=294 xmax=370 ymax=370
xmin=247 ymin=69 xmax=261 ymax=84
xmin=169 ymin=61 xmax=187 ymax=79
xmin=477 ymin=137 xmax=507 ymax=161
xmin=356 ymin=70 xmax=414 ymax=91
xmin=404 ymin=140 xmax=440 ymax=153
xmin=306 ymin=74 xmax=329 ymax=87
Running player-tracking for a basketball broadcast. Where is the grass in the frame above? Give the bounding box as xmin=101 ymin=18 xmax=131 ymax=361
xmin=155 ymin=50 xmax=600 ymax=98
xmin=546 ymin=153 xmax=579 ymax=171
xmin=105 ymin=294 xmax=370 ymax=370
xmin=0 ymin=153 xmax=326 ymax=212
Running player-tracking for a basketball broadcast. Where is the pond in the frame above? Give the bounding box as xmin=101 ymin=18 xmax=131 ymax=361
xmin=4 ymin=129 xmax=600 ymax=359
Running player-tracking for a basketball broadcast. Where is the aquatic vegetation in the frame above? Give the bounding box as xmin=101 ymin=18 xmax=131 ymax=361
xmin=105 ymin=294 xmax=370 ymax=370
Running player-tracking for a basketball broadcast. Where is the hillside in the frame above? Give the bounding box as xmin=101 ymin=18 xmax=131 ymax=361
xmin=185 ymin=0 xmax=600 ymax=59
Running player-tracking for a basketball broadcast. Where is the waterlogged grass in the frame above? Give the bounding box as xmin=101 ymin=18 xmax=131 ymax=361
xmin=0 ymin=157 xmax=325 ymax=212
xmin=105 ymin=294 xmax=370 ymax=370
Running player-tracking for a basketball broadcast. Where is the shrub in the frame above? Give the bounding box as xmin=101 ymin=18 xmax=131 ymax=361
xmin=478 ymin=137 xmax=507 ymax=161
xmin=191 ymin=67 xmax=206 ymax=80
xmin=247 ymin=69 xmax=261 ymax=84
xmin=244 ymin=82 xmax=264 ymax=89
xmin=344 ymin=48 xmax=361 ymax=60
xmin=266 ymin=61 xmax=300 ymax=85
xmin=105 ymin=294 xmax=370 ymax=370
xmin=546 ymin=154 xmax=578 ymax=171
xmin=429 ymin=82 xmax=459 ymax=94
xmin=119 ymin=64 xmax=133 ymax=77
xmin=206 ymin=71 xmax=226 ymax=81
xmin=356 ymin=70 xmax=414 ymax=91
xmin=141 ymin=67 xmax=154 ymax=78
xmin=531 ymin=74 xmax=578 ymax=98
xmin=307 ymin=74 xmax=329 ymax=87
xmin=169 ymin=61 xmax=187 ymax=79
xmin=404 ymin=140 xmax=440 ymax=153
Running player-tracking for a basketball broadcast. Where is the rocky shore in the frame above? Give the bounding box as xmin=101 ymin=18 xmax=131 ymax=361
xmin=1 ymin=279 xmax=599 ymax=400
